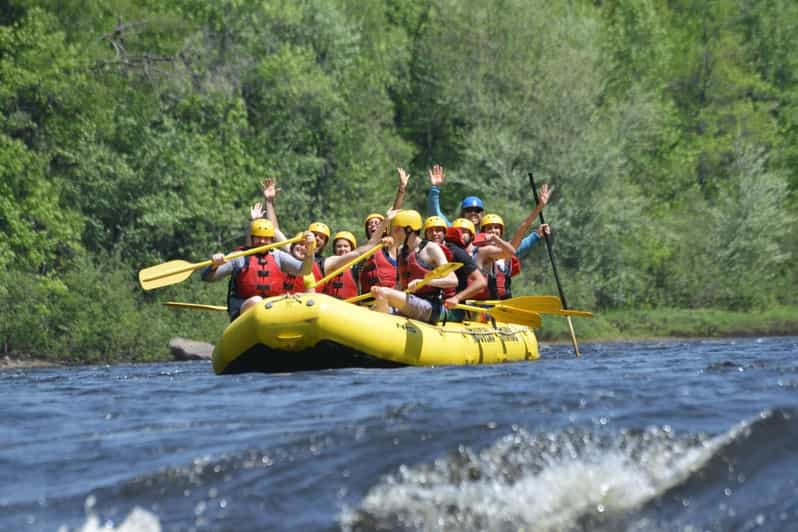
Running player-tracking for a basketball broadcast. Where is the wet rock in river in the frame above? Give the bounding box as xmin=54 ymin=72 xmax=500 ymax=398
xmin=169 ymin=337 xmax=213 ymax=361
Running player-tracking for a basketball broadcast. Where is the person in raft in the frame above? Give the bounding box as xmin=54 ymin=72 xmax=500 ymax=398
xmin=426 ymin=164 xmax=485 ymax=230
xmin=320 ymin=230 xmax=391 ymax=300
xmin=282 ymin=232 xmax=310 ymax=294
xmin=201 ymin=219 xmax=316 ymax=321
xmin=423 ymin=215 xmax=490 ymax=319
xmin=370 ymin=210 xmax=457 ymax=323
xmin=471 ymin=214 xmax=521 ymax=301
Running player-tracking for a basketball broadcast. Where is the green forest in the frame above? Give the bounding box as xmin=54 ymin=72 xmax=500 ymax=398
xmin=2 ymin=0 xmax=797 ymax=363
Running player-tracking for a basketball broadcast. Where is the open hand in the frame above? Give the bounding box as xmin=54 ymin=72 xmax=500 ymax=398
xmin=250 ymin=202 xmax=265 ymax=220
xmin=428 ymin=164 xmax=445 ymax=187
xmin=537 ymin=183 xmax=553 ymax=208
xmin=397 ymin=167 xmax=410 ymax=190
xmin=262 ymin=178 xmax=279 ymax=202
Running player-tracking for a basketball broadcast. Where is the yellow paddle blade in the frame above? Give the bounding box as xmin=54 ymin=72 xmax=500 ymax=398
xmin=466 ymin=295 xmax=593 ymax=318
xmin=487 ymin=306 xmax=542 ymax=328
xmin=163 ymin=301 xmax=228 ymax=311
xmin=466 ymin=295 xmax=562 ymax=313
xmin=558 ymin=309 xmax=593 ymax=318
xmin=410 ymin=262 xmax=462 ymax=293
xmin=453 ymin=303 xmax=541 ymax=328
xmin=139 ymin=260 xmax=203 ymax=291
xmin=499 ymin=301 xmax=593 ymax=318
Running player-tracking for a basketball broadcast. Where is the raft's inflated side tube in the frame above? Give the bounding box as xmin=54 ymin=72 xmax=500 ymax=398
xmin=212 ymin=294 xmax=539 ymax=374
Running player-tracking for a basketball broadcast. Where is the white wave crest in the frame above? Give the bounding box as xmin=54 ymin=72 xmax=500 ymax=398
xmin=341 ymin=420 xmax=754 ymax=532
xmin=59 ymin=506 xmax=161 ymax=532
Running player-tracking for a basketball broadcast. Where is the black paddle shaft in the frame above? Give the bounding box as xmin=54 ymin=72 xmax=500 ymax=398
xmin=529 ymin=173 xmax=569 ymax=310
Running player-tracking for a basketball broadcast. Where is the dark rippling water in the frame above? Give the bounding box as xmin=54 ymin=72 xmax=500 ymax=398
xmin=2 ymin=336 xmax=797 ymax=531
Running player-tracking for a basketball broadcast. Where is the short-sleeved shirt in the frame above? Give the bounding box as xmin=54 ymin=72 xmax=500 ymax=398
xmin=201 ymin=249 xmax=303 ymax=282
xmin=445 ymin=243 xmax=478 ymax=292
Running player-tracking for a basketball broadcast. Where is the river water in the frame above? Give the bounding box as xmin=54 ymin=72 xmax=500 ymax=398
xmin=1 ymin=336 xmax=797 ymax=531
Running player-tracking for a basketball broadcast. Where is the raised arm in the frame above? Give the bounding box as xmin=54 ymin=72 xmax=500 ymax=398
xmin=426 ymin=164 xmax=451 ymax=226
xmin=262 ymin=178 xmax=280 ymax=231
xmin=516 ymin=224 xmax=550 ymax=260
xmin=391 ymin=167 xmax=410 ymax=210
xmin=510 ymin=183 xmax=552 ymax=249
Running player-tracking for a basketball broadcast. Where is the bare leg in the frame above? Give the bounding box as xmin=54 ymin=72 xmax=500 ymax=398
xmin=371 ymin=286 xmax=408 ymax=314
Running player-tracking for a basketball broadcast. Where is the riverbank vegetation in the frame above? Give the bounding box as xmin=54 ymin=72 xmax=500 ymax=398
xmin=2 ymin=1 xmax=796 ymax=364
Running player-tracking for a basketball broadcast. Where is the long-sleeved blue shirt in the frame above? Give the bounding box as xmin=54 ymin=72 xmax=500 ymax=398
xmin=426 ymin=185 xmax=452 ymax=227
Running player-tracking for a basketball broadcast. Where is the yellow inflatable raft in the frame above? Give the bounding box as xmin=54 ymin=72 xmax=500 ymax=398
xmin=212 ymin=293 xmax=539 ymax=374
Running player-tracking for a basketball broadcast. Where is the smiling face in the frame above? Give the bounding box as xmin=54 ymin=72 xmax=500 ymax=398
xmin=366 ymin=217 xmax=383 ymax=238
xmin=425 ymin=226 xmax=446 ymax=244
xmin=291 ymin=241 xmax=307 ymax=260
xmin=334 ymin=238 xmax=353 ymax=256
xmin=461 ymin=207 xmax=483 ymax=226
xmin=481 ymin=223 xmax=503 ymax=238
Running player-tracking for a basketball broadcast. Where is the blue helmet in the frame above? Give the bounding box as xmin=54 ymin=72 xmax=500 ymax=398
xmin=460 ymin=196 xmax=485 ymax=211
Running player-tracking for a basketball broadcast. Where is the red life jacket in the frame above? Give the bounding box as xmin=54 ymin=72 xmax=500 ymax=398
xmin=283 ymin=272 xmax=306 ymax=294
xmin=322 ymin=268 xmax=358 ymax=299
xmin=312 ymin=256 xmax=325 ymax=292
xmin=234 ymin=253 xmax=285 ymax=298
xmin=473 ymin=256 xmax=521 ymax=300
xmin=398 ymin=242 xmax=440 ymax=297
xmin=359 ymin=247 xmax=397 ymax=293
xmin=440 ymin=243 xmax=456 ymax=299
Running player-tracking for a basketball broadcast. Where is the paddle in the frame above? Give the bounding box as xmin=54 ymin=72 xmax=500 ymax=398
xmin=465 ymin=295 xmax=594 ymax=318
xmin=309 ymin=242 xmax=386 ymax=289
xmin=138 ymin=234 xmax=304 ymax=291
xmin=451 ymin=303 xmax=542 ymax=328
xmin=344 ymin=262 xmax=463 ymax=304
xmin=466 ymin=295 xmax=562 ymax=313
xmin=163 ymin=302 xmax=228 ymax=311
xmin=530 ymin=172 xmax=581 ymax=356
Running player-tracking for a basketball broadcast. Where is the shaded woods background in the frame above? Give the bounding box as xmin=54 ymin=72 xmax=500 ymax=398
xmin=1 ymin=0 xmax=796 ymax=362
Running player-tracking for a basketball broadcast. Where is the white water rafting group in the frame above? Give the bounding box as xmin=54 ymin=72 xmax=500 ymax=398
xmin=138 ymin=166 xmax=591 ymax=374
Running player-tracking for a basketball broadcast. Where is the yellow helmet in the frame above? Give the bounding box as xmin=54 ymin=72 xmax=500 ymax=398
xmin=452 ymin=218 xmax=475 ymax=237
xmin=307 ymin=222 xmax=331 ymax=239
xmin=423 ymin=216 xmax=447 ymax=233
xmin=480 ymin=213 xmax=504 ymax=233
xmin=392 ymin=210 xmax=423 ymax=231
xmin=364 ymin=213 xmax=384 ymax=224
xmin=333 ymin=230 xmax=357 ymax=249
xmin=250 ymin=218 xmax=275 ymax=238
